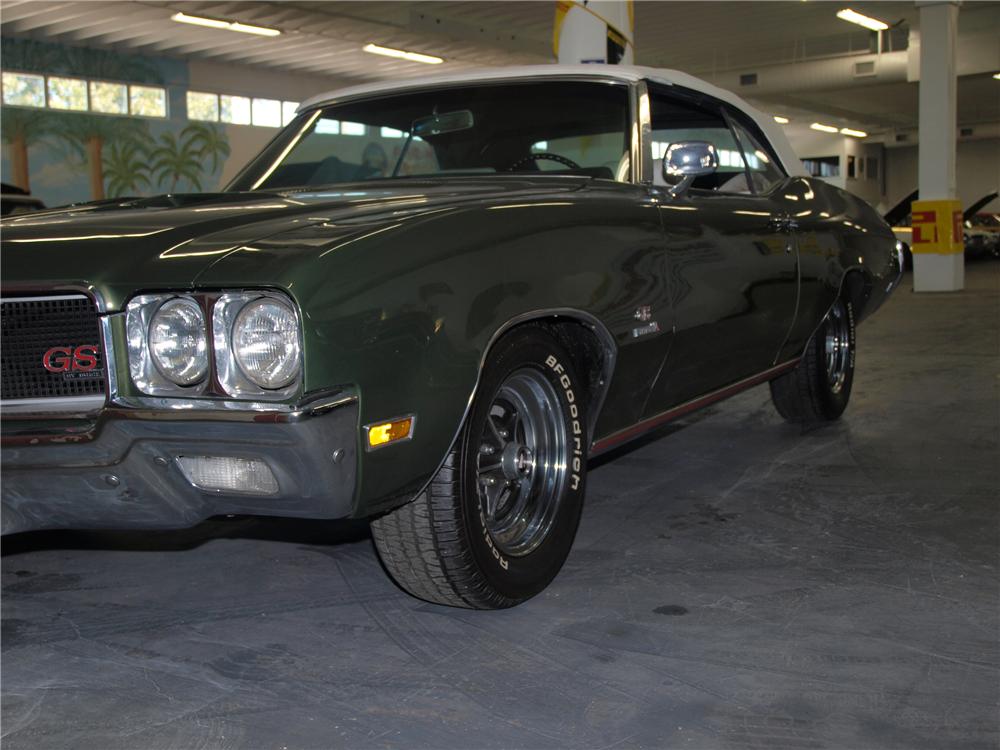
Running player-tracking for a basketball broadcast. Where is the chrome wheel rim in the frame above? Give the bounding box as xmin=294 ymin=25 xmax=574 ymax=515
xmin=476 ymin=368 xmax=568 ymax=557
xmin=824 ymin=302 xmax=850 ymax=394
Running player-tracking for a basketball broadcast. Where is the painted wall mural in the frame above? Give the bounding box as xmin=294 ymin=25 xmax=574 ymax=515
xmin=1 ymin=38 xmax=233 ymax=208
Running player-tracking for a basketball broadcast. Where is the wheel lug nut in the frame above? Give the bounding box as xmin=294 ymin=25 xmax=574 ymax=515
xmin=484 ymin=476 xmax=497 ymax=486
xmin=480 ymin=444 xmax=495 ymax=455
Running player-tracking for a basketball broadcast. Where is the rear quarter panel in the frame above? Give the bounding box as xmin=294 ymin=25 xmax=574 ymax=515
xmin=780 ymin=178 xmax=898 ymax=362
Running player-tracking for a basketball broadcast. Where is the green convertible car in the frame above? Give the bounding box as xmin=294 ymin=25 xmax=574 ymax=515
xmin=0 ymin=65 xmax=902 ymax=608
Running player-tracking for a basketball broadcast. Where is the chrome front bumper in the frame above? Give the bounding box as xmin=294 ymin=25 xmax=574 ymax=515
xmin=1 ymin=393 xmax=359 ymax=535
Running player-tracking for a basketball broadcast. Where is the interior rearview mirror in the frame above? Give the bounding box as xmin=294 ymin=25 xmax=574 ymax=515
xmin=411 ymin=110 xmax=475 ymax=138
xmin=662 ymin=141 xmax=719 ymax=197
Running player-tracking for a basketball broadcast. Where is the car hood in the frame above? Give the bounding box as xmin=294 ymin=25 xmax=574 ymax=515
xmin=0 ymin=178 xmax=586 ymax=310
xmin=963 ymin=191 xmax=998 ymax=222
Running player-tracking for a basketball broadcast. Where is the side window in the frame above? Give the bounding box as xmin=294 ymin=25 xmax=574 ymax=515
xmin=649 ymin=89 xmax=750 ymax=193
xmin=728 ymin=118 xmax=786 ymax=194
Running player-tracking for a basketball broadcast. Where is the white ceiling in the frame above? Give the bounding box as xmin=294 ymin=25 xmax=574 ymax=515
xmin=2 ymin=0 xmax=999 ymax=133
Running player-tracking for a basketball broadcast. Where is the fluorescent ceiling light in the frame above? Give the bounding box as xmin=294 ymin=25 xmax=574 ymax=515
xmin=171 ymin=12 xmax=280 ymax=36
xmin=840 ymin=127 xmax=868 ymax=138
xmin=810 ymin=122 xmax=839 ymax=133
xmin=773 ymin=115 xmax=790 ymax=124
xmin=836 ymin=8 xmax=889 ymax=32
xmin=363 ymin=43 xmax=443 ymax=65
xmin=994 ymin=73 xmax=1000 ymax=80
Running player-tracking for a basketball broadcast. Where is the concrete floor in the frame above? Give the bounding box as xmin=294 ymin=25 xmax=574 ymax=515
xmin=3 ymin=262 xmax=998 ymax=750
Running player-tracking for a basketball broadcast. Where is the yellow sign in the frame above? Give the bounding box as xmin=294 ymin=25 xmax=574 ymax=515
xmin=910 ymin=199 xmax=964 ymax=255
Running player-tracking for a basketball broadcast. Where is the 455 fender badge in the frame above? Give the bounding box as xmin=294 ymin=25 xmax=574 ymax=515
xmin=631 ymin=321 xmax=660 ymax=339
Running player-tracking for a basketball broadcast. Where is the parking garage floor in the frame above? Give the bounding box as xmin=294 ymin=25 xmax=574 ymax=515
xmin=3 ymin=262 xmax=998 ymax=750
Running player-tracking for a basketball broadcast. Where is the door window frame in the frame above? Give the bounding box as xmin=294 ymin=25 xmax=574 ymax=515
xmin=636 ymin=80 xmax=787 ymax=196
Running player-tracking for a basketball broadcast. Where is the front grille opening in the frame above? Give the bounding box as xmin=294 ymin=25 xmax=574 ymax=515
xmin=1 ymin=295 xmax=106 ymax=401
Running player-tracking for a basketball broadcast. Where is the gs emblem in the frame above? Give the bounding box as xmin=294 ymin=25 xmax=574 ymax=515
xmin=42 ymin=345 xmax=99 ymax=373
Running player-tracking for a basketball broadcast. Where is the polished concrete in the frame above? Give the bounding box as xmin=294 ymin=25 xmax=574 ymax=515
xmin=3 ymin=262 xmax=998 ymax=750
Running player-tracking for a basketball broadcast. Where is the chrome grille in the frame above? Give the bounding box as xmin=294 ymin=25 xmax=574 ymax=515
xmin=1 ymin=295 xmax=106 ymax=402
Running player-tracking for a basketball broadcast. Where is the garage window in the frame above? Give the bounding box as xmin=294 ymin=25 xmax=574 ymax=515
xmin=130 ymin=85 xmax=166 ymax=118
xmin=89 ymin=81 xmax=127 ymax=114
xmin=1 ymin=72 xmax=45 ymax=107
xmin=188 ymin=91 xmax=219 ymax=122
xmin=220 ymin=95 xmax=251 ymax=125
xmin=47 ymin=76 xmax=88 ymax=111
xmin=252 ymin=98 xmax=281 ymax=127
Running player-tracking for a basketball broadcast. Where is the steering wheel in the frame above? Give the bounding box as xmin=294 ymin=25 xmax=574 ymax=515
xmin=507 ymin=152 xmax=581 ymax=172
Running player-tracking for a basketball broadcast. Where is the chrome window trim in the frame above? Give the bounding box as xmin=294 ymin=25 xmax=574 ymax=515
xmin=299 ymin=74 xmax=634 ymax=113
xmin=633 ymin=80 xmax=653 ymax=186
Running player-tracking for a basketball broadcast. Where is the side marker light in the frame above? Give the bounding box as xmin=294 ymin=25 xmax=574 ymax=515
xmin=366 ymin=416 xmax=415 ymax=450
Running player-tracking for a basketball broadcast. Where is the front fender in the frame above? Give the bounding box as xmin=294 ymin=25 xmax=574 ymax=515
xmin=198 ymin=184 xmax=664 ymax=516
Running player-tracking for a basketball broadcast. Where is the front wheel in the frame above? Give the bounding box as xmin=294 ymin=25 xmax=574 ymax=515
xmin=770 ymin=298 xmax=856 ymax=423
xmin=371 ymin=327 xmax=587 ymax=609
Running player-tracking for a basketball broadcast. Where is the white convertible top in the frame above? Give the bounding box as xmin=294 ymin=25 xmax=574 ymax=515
xmin=299 ymin=64 xmax=806 ymax=178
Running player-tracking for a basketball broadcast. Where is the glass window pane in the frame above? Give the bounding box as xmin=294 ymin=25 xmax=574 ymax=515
xmin=220 ymin=94 xmax=251 ymax=125
xmin=187 ymin=91 xmax=219 ymax=121
xmin=731 ymin=120 xmax=785 ymax=193
xmin=47 ymin=76 xmax=88 ymax=111
xmin=315 ymin=118 xmax=339 ymax=134
xmin=131 ymin=85 xmax=166 ymax=117
xmin=229 ymin=82 xmax=630 ymax=192
xmin=89 ymin=80 xmax=127 ymax=114
xmin=282 ymin=101 xmax=299 ymax=126
xmin=2 ymin=72 xmax=45 ymax=107
xmin=252 ymin=97 xmax=281 ymax=127
xmin=650 ymin=90 xmax=745 ymax=191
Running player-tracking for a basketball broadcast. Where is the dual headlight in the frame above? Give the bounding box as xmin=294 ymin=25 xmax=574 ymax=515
xmin=126 ymin=292 xmax=302 ymax=400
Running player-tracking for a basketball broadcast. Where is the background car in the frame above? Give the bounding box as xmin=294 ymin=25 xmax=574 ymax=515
xmin=962 ymin=191 xmax=1000 ymax=258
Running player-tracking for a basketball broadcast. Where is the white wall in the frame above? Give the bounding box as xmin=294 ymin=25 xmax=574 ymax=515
xmin=187 ymin=60 xmax=347 ymax=105
xmin=884 ymin=138 xmax=1000 ymax=212
xmin=786 ymin=126 xmax=883 ymax=205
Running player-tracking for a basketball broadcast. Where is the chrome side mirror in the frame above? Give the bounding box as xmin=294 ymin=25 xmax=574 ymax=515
xmin=662 ymin=141 xmax=719 ymax=198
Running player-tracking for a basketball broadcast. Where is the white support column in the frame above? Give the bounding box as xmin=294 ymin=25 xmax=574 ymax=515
xmin=912 ymin=1 xmax=963 ymax=292
xmin=554 ymin=1 xmax=634 ymax=65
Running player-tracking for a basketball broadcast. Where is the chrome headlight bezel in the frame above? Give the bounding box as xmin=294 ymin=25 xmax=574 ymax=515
xmin=213 ymin=291 xmax=303 ymax=400
xmin=126 ymin=294 xmax=209 ymax=396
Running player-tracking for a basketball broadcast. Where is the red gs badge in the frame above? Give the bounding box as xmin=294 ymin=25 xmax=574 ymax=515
xmin=42 ymin=345 xmax=99 ymax=373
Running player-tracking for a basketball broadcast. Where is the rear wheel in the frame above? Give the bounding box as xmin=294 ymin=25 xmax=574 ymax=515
xmin=371 ymin=327 xmax=587 ymax=609
xmin=770 ymin=298 xmax=856 ymax=423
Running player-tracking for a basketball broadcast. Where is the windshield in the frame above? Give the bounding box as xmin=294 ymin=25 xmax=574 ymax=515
xmin=228 ymin=81 xmax=631 ymax=192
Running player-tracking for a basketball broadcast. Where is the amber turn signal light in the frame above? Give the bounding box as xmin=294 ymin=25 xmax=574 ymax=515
xmin=366 ymin=416 xmax=415 ymax=450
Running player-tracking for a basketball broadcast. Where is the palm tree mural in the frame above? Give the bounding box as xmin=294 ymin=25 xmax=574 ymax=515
xmin=51 ymin=113 xmax=150 ymax=200
xmin=0 ymin=108 xmax=54 ymax=192
xmin=149 ymin=131 xmax=204 ymax=192
xmin=3 ymin=39 xmax=166 ymax=200
xmin=103 ymin=139 xmax=151 ymax=198
xmin=183 ymin=122 xmax=231 ymax=178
